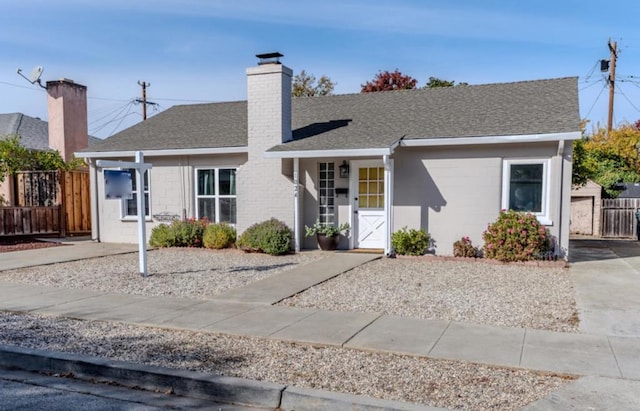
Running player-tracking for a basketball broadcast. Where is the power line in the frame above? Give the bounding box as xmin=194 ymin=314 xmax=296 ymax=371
xmin=109 ymin=103 xmax=136 ymax=137
xmin=616 ymin=84 xmax=640 ymax=115
xmin=584 ymin=83 xmax=608 ymax=119
xmin=0 ymin=80 xmax=45 ymax=92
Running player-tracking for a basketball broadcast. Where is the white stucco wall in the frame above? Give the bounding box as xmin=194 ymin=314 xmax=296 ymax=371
xmin=94 ymin=154 xmax=246 ymax=244
xmin=391 ymin=142 xmax=567 ymax=256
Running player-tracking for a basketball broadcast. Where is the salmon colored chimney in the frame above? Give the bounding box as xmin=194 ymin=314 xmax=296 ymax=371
xmin=46 ymin=78 xmax=88 ymax=161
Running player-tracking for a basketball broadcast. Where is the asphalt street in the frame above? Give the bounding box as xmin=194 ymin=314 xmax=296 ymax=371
xmin=0 ymin=367 xmax=265 ymax=411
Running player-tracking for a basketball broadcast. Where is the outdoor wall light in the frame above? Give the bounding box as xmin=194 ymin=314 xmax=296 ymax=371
xmin=339 ymin=160 xmax=349 ymax=178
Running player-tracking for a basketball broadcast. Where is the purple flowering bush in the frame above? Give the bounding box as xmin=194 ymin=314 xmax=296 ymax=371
xmin=482 ymin=210 xmax=550 ymax=262
xmin=453 ymin=236 xmax=479 ymax=258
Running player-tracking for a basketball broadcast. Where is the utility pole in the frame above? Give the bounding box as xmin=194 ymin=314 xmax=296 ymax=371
xmin=137 ymin=81 xmax=151 ymax=120
xmin=607 ymin=39 xmax=618 ymax=133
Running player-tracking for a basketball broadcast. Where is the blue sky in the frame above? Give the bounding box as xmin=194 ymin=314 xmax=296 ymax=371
xmin=1 ymin=1 xmax=639 ymax=139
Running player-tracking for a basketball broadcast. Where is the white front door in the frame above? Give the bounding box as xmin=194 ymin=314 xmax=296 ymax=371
xmin=352 ymin=161 xmax=385 ymax=249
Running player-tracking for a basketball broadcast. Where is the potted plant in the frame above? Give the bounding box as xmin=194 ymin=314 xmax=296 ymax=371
xmin=305 ymin=220 xmax=350 ymax=251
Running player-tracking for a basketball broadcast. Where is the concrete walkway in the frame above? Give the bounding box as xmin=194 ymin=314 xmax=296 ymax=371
xmin=3 ymin=239 xmax=640 ymax=409
xmin=0 ymin=239 xmax=138 ymax=270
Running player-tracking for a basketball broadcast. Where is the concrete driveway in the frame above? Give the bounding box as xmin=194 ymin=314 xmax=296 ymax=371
xmin=570 ymin=239 xmax=640 ymax=336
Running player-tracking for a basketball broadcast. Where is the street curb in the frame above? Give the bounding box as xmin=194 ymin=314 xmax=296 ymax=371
xmin=281 ymin=385 xmax=446 ymax=410
xmin=0 ymin=344 xmax=283 ymax=408
xmin=0 ymin=344 xmax=440 ymax=410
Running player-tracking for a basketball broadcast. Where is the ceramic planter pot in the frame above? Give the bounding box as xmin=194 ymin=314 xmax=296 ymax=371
xmin=316 ymin=233 xmax=338 ymax=251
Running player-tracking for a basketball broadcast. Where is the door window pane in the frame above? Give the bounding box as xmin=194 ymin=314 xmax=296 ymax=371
xmin=318 ymin=163 xmax=335 ymax=225
xmin=357 ymin=166 xmax=384 ymax=209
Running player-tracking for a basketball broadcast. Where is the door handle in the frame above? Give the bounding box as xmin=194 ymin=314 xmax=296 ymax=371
xmin=354 ymin=210 xmax=358 ymax=214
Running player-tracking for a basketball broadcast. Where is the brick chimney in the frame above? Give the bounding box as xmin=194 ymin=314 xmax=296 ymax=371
xmin=246 ymin=52 xmax=292 ymax=151
xmin=46 ymin=79 xmax=88 ymax=161
xmin=236 ymin=53 xmax=294 ymax=233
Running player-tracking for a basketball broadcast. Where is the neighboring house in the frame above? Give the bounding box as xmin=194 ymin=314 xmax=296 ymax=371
xmin=77 ymin=55 xmax=581 ymax=257
xmin=570 ymin=179 xmax=602 ymax=237
xmin=0 ymin=79 xmax=99 ymax=205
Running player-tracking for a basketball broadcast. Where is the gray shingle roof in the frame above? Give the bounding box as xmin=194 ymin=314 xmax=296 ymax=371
xmin=0 ymin=113 xmax=50 ymax=150
xmin=84 ymin=77 xmax=580 ymax=154
xmin=83 ymin=101 xmax=248 ymax=152
xmin=0 ymin=112 xmax=100 ymax=150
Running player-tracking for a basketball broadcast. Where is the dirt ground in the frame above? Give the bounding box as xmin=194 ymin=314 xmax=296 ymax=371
xmin=0 ymin=240 xmax=62 ymax=253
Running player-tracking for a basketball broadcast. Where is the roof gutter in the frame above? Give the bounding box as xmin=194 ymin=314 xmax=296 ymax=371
xmin=75 ymin=146 xmax=248 ymax=159
xmin=400 ymin=131 xmax=581 ymax=147
xmin=263 ymin=147 xmax=392 ymax=159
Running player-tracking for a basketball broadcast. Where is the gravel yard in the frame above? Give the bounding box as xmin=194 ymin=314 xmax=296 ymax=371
xmin=0 ymin=248 xmax=580 ymax=409
xmin=281 ymin=257 xmax=579 ymax=333
xmin=0 ymin=312 xmax=573 ymax=410
xmin=0 ymin=248 xmax=322 ymax=299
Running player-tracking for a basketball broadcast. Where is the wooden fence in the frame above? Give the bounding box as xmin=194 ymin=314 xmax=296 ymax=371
xmin=0 ymin=206 xmax=62 ymax=236
xmin=61 ymin=170 xmax=91 ymax=235
xmin=601 ymin=198 xmax=640 ymax=238
xmin=0 ymin=170 xmax=90 ymax=237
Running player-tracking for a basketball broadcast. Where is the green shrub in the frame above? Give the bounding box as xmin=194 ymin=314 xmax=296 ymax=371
xmin=149 ymin=223 xmax=175 ymax=248
xmin=453 ymin=236 xmax=479 ymax=258
xmin=171 ymin=218 xmax=208 ymax=247
xmin=482 ymin=210 xmax=550 ymax=262
xmin=203 ymin=223 xmax=236 ymax=249
xmin=237 ymin=218 xmax=293 ymax=256
xmin=391 ymin=227 xmax=430 ymax=256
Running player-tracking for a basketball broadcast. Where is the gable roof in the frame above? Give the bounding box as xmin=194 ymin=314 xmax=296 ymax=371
xmin=82 ymin=77 xmax=580 ymax=155
xmin=0 ymin=113 xmax=101 ymax=150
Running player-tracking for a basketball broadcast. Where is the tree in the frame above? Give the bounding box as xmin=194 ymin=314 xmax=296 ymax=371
xmin=572 ymin=123 xmax=640 ymax=196
xmin=424 ymin=76 xmax=468 ymax=88
xmin=292 ymin=70 xmax=336 ymax=97
xmin=0 ymin=135 xmax=82 ymax=183
xmin=361 ymin=69 xmax=418 ymax=92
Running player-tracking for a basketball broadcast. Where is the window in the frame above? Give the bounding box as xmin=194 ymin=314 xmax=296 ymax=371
xmin=502 ymin=159 xmax=551 ymax=224
xmin=358 ymin=166 xmax=384 ymax=209
xmin=121 ymin=169 xmax=150 ymax=219
xmin=196 ymin=168 xmax=237 ymax=224
xmin=318 ymin=163 xmax=335 ymax=224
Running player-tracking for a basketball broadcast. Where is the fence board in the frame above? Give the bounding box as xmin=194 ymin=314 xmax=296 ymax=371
xmin=601 ymin=198 xmax=640 ymax=238
xmin=62 ymin=170 xmax=90 ymax=235
xmin=0 ymin=206 xmax=61 ymax=236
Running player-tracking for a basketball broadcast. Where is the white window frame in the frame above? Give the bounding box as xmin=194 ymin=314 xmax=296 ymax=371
xmin=194 ymin=167 xmax=237 ymax=224
xmin=318 ymin=162 xmax=335 ymax=224
xmin=120 ymin=168 xmax=151 ymax=221
xmin=501 ymin=158 xmax=552 ymax=225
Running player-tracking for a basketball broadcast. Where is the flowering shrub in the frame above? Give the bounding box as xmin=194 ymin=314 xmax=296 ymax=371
xmin=237 ymin=218 xmax=292 ymax=255
xmin=482 ymin=210 xmax=550 ymax=262
xmin=453 ymin=236 xmax=478 ymax=258
xmin=203 ymin=223 xmax=236 ymax=249
xmin=391 ymin=227 xmax=430 ymax=256
xmin=149 ymin=218 xmax=208 ymax=248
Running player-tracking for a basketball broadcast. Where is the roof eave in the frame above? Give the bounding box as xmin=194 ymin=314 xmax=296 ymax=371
xmin=76 ymin=146 xmax=248 ymax=159
xmin=264 ymin=147 xmax=393 ymax=159
xmin=401 ymin=132 xmax=581 ymax=147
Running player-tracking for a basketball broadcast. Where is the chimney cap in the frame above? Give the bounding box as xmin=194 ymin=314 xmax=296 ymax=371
xmin=256 ymin=52 xmax=283 ymax=65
